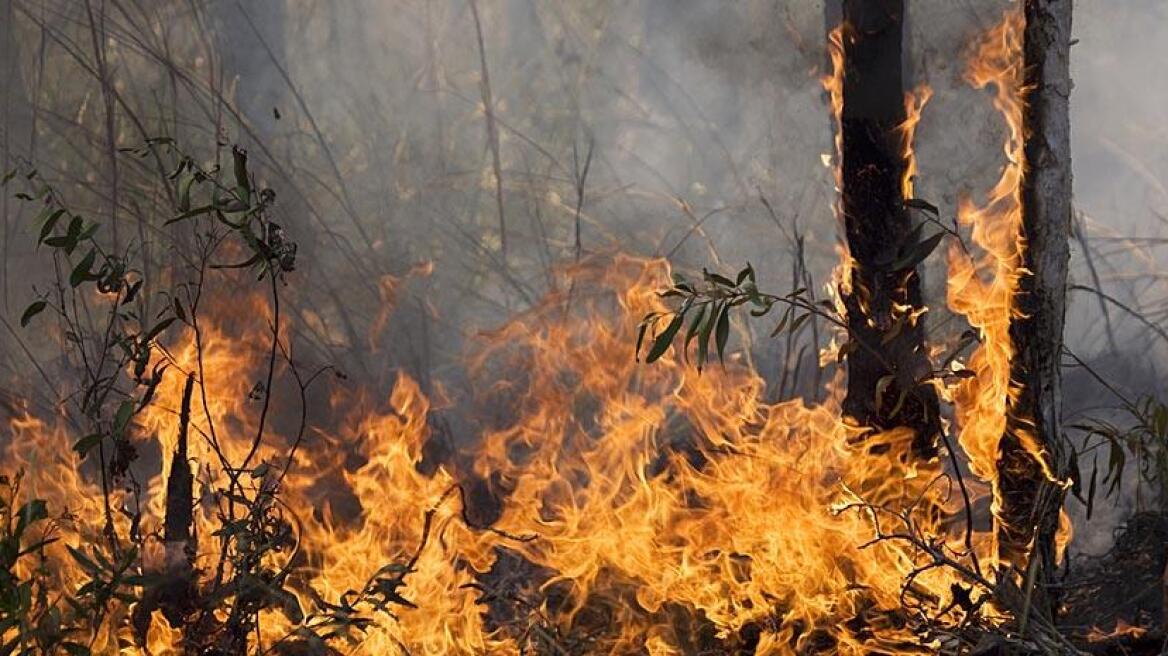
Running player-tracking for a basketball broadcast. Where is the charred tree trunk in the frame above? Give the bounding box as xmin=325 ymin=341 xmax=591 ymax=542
xmin=132 ymin=375 xmax=198 ymax=639
xmin=997 ymin=0 xmax=1073 ymax=620
xmin=835 ymin=0 xmax=940 ymax=455
xmin=164 ymin=374 xmax=196 ymax=550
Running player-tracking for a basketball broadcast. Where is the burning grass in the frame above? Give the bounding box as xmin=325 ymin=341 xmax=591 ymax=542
xmin=0 ymin=4 xmax=1161 ymax=656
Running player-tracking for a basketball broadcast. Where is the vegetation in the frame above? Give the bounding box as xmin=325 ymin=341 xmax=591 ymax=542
xmin=0 ymin=1 xmax=1165 ymax=655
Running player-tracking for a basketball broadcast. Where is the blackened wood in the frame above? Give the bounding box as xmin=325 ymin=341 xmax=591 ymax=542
xmin=164 ymin=374 xmax=196 ymax=545
xmin=837 ymin=0 xmax=940 ymax=455
xmin=998 ymin=0 xmax=1074 ymax=619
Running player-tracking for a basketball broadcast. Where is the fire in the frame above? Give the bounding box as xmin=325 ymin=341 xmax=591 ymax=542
xmin=1085 ymin=618 xmax=1148 ymax=643
xmin=945 ymin=8 xmax=1069 ymax=572
xmin=900 ymin=85 xmax=933 ymax=201
xmin=823 ymin=25 xmax=852 ymax=305
xmin=463 ymin=256 xmax=968 ymax=652
xmin=2 ymin=254 xmax=977 ymax=653
xmin=0 ymin=6 xmax=1075 ymax=655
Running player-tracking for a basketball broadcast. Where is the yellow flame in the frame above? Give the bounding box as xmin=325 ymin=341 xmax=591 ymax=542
xmin=0 ymin=11 xmax=1074 ymax=655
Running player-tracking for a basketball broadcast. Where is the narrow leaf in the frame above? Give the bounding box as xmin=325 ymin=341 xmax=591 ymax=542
xmin=714 ymin=302 xmax=730 ymax=365
xmin=70 ymin=249 xmax=97 ymax=288
xmin=73 ymin=433 xmax=104 ymax=458
xmin=892 ymin=231 xmax=945 ymax=271
xmin=38 ymin=209 xmax=66 ymax=245
xmin=697 ymin=302 xmax=719 ymax=369
xmin=683 ymin=304 xmax=708 ymax=363
xmin=20 ymin=300 xmax=47 ymax=327
xmin=646 ymin=312 xmax=685 ymax=363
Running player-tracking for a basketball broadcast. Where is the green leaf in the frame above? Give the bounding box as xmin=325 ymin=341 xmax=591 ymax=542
xmin=77 ymin=220 xmax=100 ymax=241
xmin=167 ymin=157 xmax=188 ymax=181
xmin=714 ymin=302 xmax=730 ymax=365
xmin=73 ymin=433 xmax=104 ymax=458
xmin=683 ymin=304 xmax=708 ymax=363
xmin=697 ymin=302 xmax=718 ymax=369
xmin=887 ymin=388 xmax=909 ymax=419
xmin=70 ymin=249 xmax=97 ymax=288
xmin=20 ymin=300 xmax=47 ymax=327
xmin=1067 ymin=440 xmax=1082 ymax=502
xmin=1086 ymin=456 xmax=1098 ymax=520
xmin=735 ymin=263 xmax=754 ymax=286
xmin=874 ymin=375 xmax=894 ymax=416
xmin=143 ymin=316 xmax=176 ymax=343
xmin=43 ymin=235 xmax=74 ymax=249
xmin=113 ymin=400 xmax=134 ymax=439
xmin=38 ymin=208 xmax=66 ymax=245
xmin=892 ymin=231 xmax=945 ymax=271
xmin=703 ymin=268 xmax=736 ymax=288
xmin=176 ymin=171 xmax=195 ymax=212
xmin=122 ymin=280 xmax=143 ymax=305
xmin=769 ymin=306 xmax=793 ymax=338
xmin=1106 ymin=438 xmax=1125 ymax=496
xmin=789 ymin=312 xmax=811 ymax=337
xmin=645 ymin=312 xmax=685 ymax=363
xmin=17 ymin=536 xmax=59 ymax=558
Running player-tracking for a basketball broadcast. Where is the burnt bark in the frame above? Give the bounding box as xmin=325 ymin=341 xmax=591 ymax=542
xmin=151 ymin=373 xmax=197 ymax=631
xmin=165 ymin=373 xmax=196 ymax=549
xmin=835 ymin=0 xmax=940 ymax=455
xmin=997 ymin=0 xmax=1073 ymax=620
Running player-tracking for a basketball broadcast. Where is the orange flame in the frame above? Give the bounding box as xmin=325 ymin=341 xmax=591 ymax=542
xmin=946 ymin=8 xmax=1070 ymax=571
xmin=0 ymin=11 xmax=1072 ymax=655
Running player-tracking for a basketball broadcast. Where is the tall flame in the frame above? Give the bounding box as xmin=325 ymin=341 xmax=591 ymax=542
xmin=3 ymin=256 xmax=978 ymax=653
xmin=945 ymin=8 xmax=1069 ymax=570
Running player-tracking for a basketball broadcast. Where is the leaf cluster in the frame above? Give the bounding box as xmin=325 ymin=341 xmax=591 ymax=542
xmin=636 ymin=263 xmax=832 ymax=371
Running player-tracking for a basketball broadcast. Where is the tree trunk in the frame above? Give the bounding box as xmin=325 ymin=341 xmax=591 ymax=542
xmin=835 ymin=0 xmax=940 ymax=456
xmin=997 ymin=0 xmax=1073 ymax=621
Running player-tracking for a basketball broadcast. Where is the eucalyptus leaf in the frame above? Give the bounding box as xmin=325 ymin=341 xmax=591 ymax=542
xmin=646 ymin=312 xmax=685 ymax=363
xmin=20 ymin=300 xmax=47 ymax=327
xmin=714 ymin=302 xmax=730 ymax=364
xmin=70 ymin=249 xmax=97 ymax=288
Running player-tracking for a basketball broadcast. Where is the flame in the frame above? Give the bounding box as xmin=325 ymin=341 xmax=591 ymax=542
xmin=823 ymin=25 xmax=852 ymax=305
xmin=1085 ymin=618 xmax=1148 ymax=643
xmin=944 ymin=8 xmax=1027 ymax=571
xmin=0 ymin=10 xmax=1076 ymax=655
xmin=900 ymin=85 xmax=933 ymax=200
xmin=2 ymin=255 xmax=979 ymax=654
xmin=946 ymin=8 xmax=1070 ymax=571
xmin=462 ymin=256 xmax=967 ymax=651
